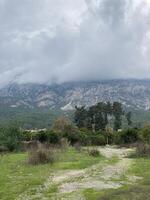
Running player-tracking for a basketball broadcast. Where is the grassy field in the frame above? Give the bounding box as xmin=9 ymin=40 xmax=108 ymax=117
xmin=0 ymin=148 xmax=105 ymax=200
xmin=0 ymin=147 xmax=149 ymax=200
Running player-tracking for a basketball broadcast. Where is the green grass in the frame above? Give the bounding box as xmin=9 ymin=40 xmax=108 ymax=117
xmin=53 ymin=148 xmax=105 ymax=170
xmin=2 ymin=147 xmax=148 ymax=200
xmin=83 ymin=157 xmax=150 ymax=200
xmin=0 ymin=148 xmax=104 ymax=200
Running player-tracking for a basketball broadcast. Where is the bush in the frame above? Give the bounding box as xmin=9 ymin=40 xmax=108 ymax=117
xmin=53 ymin=117 xmax=71 ymax=133
xmin=118 ymin=128 xmax=139 ymax=144
xmin=47 ymin=130 xmax=61 ymax=144
xmin=21 ymin=141 xmax=40 ymax=151
xmin=23 ymin=130 xmax=61 ymax=145
xmin=28 ymin=144 xmax=56 ymax=165
xmin=59 ymin=138 xmax=70 ymax=150
xmin=135 ymin=143 xmax=150 ymax=157
xmin=140 ymin=127 xmax=150 ymax=144
xmin=0 ymin=126 xmax=23 ymax=151
xmin=22 ymin=131 xmax=32 ymax=141
xmin=88 ymin=148 xmax=100 ymax=157
xmin=78 ymin=129 xmax=91 ymax=146
xmin=63 ymin=124 xmax=80 ymax=144
xmin=74 ymin=142 xmax=82 ymax=152
xmin=0 ymin=145 xmax=8 ymax=153
xmin=90 ymin=133 xmax=106 ymax=146
xmin=35 ymin=131 xmax=48 ymax=143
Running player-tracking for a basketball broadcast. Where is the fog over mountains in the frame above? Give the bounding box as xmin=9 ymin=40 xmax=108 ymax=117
xmin=0 ymin=0 xmax=150 ymax=87
xmin=0 ymin=80 xmax=150 ymax=111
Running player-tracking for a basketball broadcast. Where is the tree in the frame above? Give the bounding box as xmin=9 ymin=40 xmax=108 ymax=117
xmin=126 ymin=112 xmax=132 ymax=126
xmin=140 ymin=126 xmax=150 ymax=144
xmin=74 ymin=106 xmax=87 ymax=128
xmin=74 ymin=101 xmax=125 ymax=131
xmin=53 ymin=117 xmax=70 ymax=133
xmin=0 ymin=126 xmax=23 ymax=151
xmin=113 ymin=102 xmax=123 ymax=131
xmin=105 ymin=101 xmax=113 ymax=115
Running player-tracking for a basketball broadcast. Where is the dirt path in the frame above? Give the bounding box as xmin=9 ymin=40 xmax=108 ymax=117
xmin=17 ymin=147 xmax=135 ymax=200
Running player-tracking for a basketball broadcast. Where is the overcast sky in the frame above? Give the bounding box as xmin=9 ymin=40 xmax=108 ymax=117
xmin=0 ymin=0 xmax=150 ymax=86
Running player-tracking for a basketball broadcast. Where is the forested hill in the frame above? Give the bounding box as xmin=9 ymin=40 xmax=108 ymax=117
xmin=0 ymin=79 xmax=150 ymax=110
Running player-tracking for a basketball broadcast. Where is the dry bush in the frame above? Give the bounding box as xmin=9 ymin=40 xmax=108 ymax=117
xmin=22 ymin=141 xmax=40 ymax=151
xmin=74 ymin=142 xmax=82 ymax=152
xmin=28 ymin=143 xmax=57 ymax=165
xmin=88 ymin=148 xmax=100 ymax=157
xmin=135 ymin=143 xmax=150 ymax=157
xmin=60 ymin=138 xmax=70 ymax=150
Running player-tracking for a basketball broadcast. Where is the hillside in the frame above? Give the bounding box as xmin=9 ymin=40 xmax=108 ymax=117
xmin=1 ymin=80 xmax=150 ymax=110
xmin=0 ymin=80 xmax=150 ymax=128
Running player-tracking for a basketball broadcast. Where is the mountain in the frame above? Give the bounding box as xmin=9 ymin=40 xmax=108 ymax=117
xmin=0 ymin=79 xmax=150 ymax=128
xmin=0 ymin=79 xmax=150 ymax=111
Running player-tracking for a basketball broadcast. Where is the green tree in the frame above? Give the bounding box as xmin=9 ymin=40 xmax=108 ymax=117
xmin=113 ymin=102 xmax=123 ymax=131
xmin=74 ymin=106 xmax=87 ymax=128
xmin=126 ymin=112 xmax=132 ymax=126
xmin=0 ymin=126 xmax=22 ymax=151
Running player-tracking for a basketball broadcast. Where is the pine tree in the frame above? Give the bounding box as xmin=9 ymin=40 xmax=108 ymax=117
xmin=74 ymin=106 xmax=87 ymax=128
xmin=126 ymin=112 xmax=132 ymax=126
xmin=113 ymin=102 xmax=123 ymax=131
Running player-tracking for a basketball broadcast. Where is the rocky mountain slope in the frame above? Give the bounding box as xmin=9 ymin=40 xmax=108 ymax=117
xmin=0 ymin=80 xmax=150 ymax=110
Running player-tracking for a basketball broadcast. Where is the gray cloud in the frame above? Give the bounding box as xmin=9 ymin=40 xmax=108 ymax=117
xmin=0 ymin=0 xmax=150 ymax=87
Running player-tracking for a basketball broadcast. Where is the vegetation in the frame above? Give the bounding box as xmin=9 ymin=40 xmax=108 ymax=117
xmin=28 ymin=144 xmax=57 ymax=165
xmin=74 ymin=102 xmax=131 ymax=131
xmin=0 ymin=106 xmax=62 ymax=129
xmin=0 ymin=101 xmax=150 ymax=199
xmin=0 ymin=126 xmax=23 ymax=151
xmin=88 ymin=148 xmax=100 ymax=157
xmin=0 ymin=119 xmax=149 ymax=153
xmin=1 ymin=105 xmax=150 ymax=129
xmin=0 ymin=148 xmax=104 ymax=200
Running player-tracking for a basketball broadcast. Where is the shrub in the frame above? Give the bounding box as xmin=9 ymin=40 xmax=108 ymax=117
xmin=113 ymin=131 xmax=121 ymax=145
xmin=88 ymin=148 xmax=100 ymax=157
xmin=0 ymin=126 xmax=23 ymax=151
xmin=119 ymin=128 xmax=139 ymax=144
xmin=140 ymin=127 xmax=150 ymax=144
xmin=63 ymin=124 xmax=80 ymax=144
xmin=135 ymin=142 xmax=150 ymax=157
xmin=74 ymin=142 xmax=82 ymax=152
xmin=28 ymin=144 xmax=56 ymax=165
xmin=22 ymin=131 xmax=32 ymax=141
xmin=36 ymin=131 xmax=48 ymax=143
xmin=47 ymin=130 xmax=61 ymax=144
xmin=78 ymin=130 xmax=91 ymax=146
xmin=21 ymin=141 xmax=40 ymax=151
xmin=23 ymin=130 xmax=61 ymax=145
xmin=0 ymin=145 xmax=8 ymax=153
xmin=59 ymin=138 xmax=70 ymax=150
xmin=90 ymin=133 xmax=106 ymax=146
xmin=53 ymin=117 xmax=71 ymax=133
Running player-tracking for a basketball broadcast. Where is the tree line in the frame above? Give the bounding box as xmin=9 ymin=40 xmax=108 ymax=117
xmin=74 ymin=102 xmax=132 ymax=131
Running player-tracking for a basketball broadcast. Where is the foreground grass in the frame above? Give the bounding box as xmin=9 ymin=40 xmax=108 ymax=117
xmin=0 ymin=148 xmax=104 ymax=200
xmin=84 ymin=157 xmax=150 ymax=200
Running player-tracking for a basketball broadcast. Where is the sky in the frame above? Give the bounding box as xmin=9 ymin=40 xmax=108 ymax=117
xmin=0 ymin=0 xmax=150 ymax=86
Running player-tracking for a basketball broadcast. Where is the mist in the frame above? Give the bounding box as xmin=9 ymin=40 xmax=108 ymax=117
xmin=0 ymin=0 xmax=150 ymax=87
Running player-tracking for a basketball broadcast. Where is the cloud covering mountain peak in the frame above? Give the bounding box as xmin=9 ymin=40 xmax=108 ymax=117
xmin=0 ymin=0 xmax=150 ymax=87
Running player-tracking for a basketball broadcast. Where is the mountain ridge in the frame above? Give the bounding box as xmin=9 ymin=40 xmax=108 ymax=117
xmin=0 ymin=79 xmax=150 ymax=110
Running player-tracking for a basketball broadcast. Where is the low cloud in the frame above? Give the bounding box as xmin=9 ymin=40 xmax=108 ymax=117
xmin=0 ymin=0 xmax=150 ymax=87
